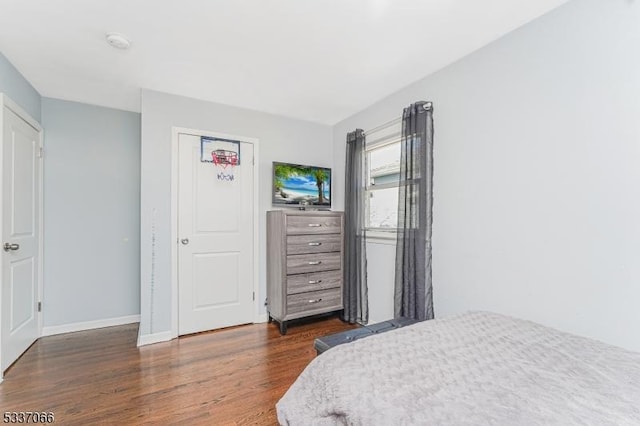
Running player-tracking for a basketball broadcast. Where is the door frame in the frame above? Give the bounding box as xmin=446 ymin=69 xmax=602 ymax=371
xmin=170 ymin=127 xmax=260 ymax=338
xmin=0 ymin=93 xmax=44 ymax=382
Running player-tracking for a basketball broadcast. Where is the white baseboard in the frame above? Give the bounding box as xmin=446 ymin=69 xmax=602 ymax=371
xmin=41 ymin=314 xmax=140 ymax=337
xmin=137 ymin=315 xmax=269 ymax=347
xmin=137 ymin=330 xmax=174 ymax=347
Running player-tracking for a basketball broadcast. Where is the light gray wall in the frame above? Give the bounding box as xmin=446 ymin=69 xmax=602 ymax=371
xmin=333 ymin=0 xmax=640 ymax=351
xmin=139 ymin=89 xmax=332 ymax=338
xmin=0 ymin=51 xmax=41 ymax=122
xmin=41 ymin=98 xmax=141 ymax=326
xmin=366 ymin=242 xmax=395 ymax=324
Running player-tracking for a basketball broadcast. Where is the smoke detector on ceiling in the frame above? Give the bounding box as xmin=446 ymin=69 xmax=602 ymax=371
xmin=106 ymin=33 xmax=131 ymax=50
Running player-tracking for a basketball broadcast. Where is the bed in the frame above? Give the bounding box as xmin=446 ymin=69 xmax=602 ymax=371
xmin=276 ymin=311 xmax=640 ymax=425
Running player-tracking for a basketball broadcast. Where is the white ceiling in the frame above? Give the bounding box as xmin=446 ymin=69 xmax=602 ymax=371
xmin=0 ymin=0 xmax=569 ymax=124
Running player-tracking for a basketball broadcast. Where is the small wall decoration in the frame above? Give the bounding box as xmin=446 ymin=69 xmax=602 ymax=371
xmin=216 ymin=172 xmax=235 ymax=181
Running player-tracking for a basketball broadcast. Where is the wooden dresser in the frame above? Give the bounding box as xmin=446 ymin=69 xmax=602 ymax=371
xmin=267 ymin=210 xmax=344 ymax=334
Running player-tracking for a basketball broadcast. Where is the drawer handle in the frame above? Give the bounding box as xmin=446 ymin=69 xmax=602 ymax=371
xmin=308 ymin=242 xmax=322 ymax=246
xmin=308 ymin=261 xmax=322 ymax=265
xmin=308 ymin=280 xmax=323 ymax=284
xmin=308 ymin=298 xmax=323 ymax=304
xmin=307 ymin=223 xmax=322 ymax=227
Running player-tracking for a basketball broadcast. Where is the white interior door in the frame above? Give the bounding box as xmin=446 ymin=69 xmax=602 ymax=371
xmin=1 ymin=105 xmax=41 ymax=373
xmin=178 ymin=133 xmax=254 ymax=335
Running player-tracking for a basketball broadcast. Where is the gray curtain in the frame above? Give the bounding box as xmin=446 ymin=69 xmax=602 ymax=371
xmin=343 ymin=129 xmax=368 ymax=324
xmin=394 ymin=101 xmax=434 ymax=321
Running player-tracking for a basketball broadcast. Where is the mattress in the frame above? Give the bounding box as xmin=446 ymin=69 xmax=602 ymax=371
xmin=276 ymin=311 xmax=640 ymax=425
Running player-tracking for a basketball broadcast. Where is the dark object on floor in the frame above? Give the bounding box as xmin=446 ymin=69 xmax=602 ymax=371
xmin=314 ymin=317 xmax=421 ymax=355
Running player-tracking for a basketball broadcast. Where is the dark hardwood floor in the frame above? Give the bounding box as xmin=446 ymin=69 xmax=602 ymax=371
xmin=0 ymin=317 xmax=356 ymax=425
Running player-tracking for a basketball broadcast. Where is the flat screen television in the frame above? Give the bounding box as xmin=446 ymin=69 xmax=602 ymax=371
xmin=272 ymin=162 xmax=331 ymax=208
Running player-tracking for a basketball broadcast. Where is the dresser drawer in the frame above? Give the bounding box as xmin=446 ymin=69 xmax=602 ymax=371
xmin=287 ymin=252 xmax=341 ymax=275
xmin=287 ymin=234 xmax=341 ymax=255
xmin=287 ymin=288 xmax=342 ymax=317
xmin=287 ymin=270 xmax=342 ymax=295
xmin=286 ymin=215 xmax=342 ymax=235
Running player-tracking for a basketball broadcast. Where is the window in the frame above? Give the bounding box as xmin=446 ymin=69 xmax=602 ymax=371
xmin=365 ymin=127 xmax=401 ymax=236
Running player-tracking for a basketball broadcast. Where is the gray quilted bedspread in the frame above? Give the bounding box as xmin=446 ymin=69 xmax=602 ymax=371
xmin=276 ymin=311 xmax=640 ymax=425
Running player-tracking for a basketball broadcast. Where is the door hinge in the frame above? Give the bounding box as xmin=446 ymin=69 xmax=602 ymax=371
xmin=37 ymin=301 xmax=42 ymax=312
xmin=253 ymin=291 xmax=255 ymax=301
xmin=37 ymin=147 xmax=44 ymax=158
xmin=252 ymin=156 xmax=255 ymax=166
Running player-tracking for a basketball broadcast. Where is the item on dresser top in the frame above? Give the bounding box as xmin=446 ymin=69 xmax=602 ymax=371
xmin=267 ymin=210 xmax=344 ymax=335
xmin=272 ymin=162 xmax=331 ymax=208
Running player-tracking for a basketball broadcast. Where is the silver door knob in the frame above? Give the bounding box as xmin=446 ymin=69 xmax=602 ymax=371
xmin=181 ymin=238 xmax=189 ymax=245
xmin=3 ymin=243 xmax=19 ymax=252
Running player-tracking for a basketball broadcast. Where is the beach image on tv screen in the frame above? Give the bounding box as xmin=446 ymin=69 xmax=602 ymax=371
xmin=274 ymin=164 xmax=330 ymax=205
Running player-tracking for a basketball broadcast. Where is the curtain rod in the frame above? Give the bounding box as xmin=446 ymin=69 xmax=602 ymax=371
xmin=363 ymin=102 xmax=433 ymax=136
